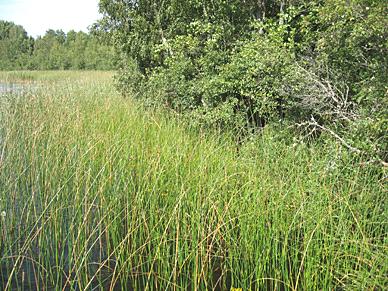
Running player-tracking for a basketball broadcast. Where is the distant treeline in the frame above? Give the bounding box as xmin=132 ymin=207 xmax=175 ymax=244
xmin=0 ymin=20 xmax=116 ymax=70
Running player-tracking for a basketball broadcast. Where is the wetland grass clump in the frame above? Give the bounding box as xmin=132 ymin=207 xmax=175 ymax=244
xmin=0 ymin=72 xmax=386 ymax=290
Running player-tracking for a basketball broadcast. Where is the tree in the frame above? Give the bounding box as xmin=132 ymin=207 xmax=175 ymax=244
xmin=0 ymin=20 xmax=32 ymax=70
xmin=98 ymin=0 xmax=301 ymax=73
xmin=0 ymin=21 xmax=116 ymax=71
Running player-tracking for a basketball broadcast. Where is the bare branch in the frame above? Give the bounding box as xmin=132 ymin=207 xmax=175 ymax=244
xmin=297 ymin=116 xmax=362 ymax=154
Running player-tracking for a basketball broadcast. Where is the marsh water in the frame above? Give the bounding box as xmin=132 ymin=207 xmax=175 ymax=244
xmin=0 ymin=82 xmax=33 ymax=95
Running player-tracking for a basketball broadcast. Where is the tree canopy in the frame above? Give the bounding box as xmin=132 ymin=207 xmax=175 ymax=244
xmin=0 ymin=20 xmax=116 ymax=70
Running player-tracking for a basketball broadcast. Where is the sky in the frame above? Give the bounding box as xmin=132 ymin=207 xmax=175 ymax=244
xmin=0 ymin=0 xmax=101 ymax=38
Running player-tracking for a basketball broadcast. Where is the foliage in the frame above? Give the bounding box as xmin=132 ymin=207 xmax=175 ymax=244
xmin=98 ymin=0 xmax=291 ymax=73
xmin=0 ymin=21 xmax=33 ymax=70
xmin=99 ymin=0 xmax=387 ymax=161
xmin=0 ymin=21 xmax=116 ymax=70
xmin=292 ymin=0 xmax=388 ymax=160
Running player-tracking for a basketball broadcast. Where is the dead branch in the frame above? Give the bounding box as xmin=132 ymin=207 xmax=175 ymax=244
xmin=297 ymin=116 xmax=362 ymax=154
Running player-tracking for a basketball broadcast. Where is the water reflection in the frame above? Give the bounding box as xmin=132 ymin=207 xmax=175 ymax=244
xmin=0 ymin=82 xmax=34 ymax=95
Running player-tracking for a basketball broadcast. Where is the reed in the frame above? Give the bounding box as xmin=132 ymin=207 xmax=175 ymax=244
xmin=0 ymin=71 xmax=386 ymax=290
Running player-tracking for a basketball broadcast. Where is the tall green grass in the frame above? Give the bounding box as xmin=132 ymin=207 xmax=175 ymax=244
xmin=0 ymin=72 xmax=386 ymax=290
xmin=0 ymin=70 xmax=113 ymax=83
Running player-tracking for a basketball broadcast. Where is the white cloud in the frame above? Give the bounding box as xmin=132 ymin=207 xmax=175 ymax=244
xmin=0 ymin=0 xmax=101 ymax=37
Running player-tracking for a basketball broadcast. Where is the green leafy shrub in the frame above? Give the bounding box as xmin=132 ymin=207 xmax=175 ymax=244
xmin=136 ymin=21 xmax=232 ymax=112
xmin=102 ymin=0 xmax=387 ymax=161
xmin=202 ymin=32 xmax=296 ymax=128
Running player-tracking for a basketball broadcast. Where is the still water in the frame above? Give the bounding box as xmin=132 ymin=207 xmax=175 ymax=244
xmin=0 ymin=82 xmax=31 ymax=95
